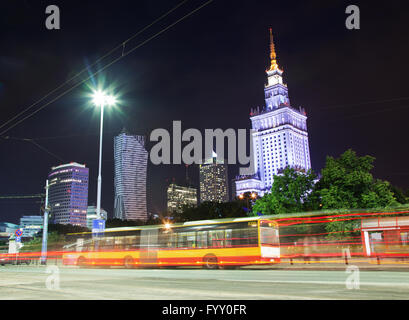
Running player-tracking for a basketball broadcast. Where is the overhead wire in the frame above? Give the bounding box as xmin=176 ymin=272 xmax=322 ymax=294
xmin=0 ymin=0 xmax=199 ymax=135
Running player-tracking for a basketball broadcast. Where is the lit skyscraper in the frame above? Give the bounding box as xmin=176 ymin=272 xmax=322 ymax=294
xmin=167 ymin=183 xmax=197 ymax=214
xmin=48 ymin=162 xmax=89 ymax=226
xmin=235 ymin=30 xmax=311 ymax=197
xmin=199 ymin=152 xmax=229 ymax=203
xmin=114 ymin=129 xmax=148 ymax=221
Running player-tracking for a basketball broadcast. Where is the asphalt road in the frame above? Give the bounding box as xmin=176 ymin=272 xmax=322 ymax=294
xmin=0 ymin=265 xmax=408 ymax=300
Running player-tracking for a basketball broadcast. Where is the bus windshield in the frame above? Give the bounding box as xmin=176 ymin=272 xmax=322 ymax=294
xmin=260 ymin=221 xmax=279 ymax=246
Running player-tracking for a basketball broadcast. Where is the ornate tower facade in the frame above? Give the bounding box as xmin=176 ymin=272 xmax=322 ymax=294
xmin=235 ymin=30 xmax=312 ymax=197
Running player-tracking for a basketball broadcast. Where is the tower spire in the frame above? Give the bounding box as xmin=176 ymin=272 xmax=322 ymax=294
xmin=268 ymin=28 xmax=280 ymax=72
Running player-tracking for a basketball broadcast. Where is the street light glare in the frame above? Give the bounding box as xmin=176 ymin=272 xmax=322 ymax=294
xmin=92 ymin=90 xmax=117 ymax=107
xmin=92 ymin=90 xmax=106 ymax=106
xmin=105 ymin=95 xmax=117 ymax=106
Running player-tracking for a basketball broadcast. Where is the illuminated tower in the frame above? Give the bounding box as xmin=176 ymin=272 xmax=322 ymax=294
xmin=235 ymin=30 xmax=311 ymax=197
xmin=199 ymin=152 xmax=229 ymax=203
xmin=114 ymin=129 xmax=148 ymax=221
xmin=48 ymin=162 xmax=89 ymax=226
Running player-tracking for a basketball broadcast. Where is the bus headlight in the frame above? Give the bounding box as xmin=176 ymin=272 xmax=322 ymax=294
xmin=261 ymin=246 xmax=280 ymax=258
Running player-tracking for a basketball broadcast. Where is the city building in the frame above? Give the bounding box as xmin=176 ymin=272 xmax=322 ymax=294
xmin=199 ymin=152 xmax=229 ymax=203
xmin=86 ymin=205 xmax=108 ymax=229
xmin=48 ymin=162 xmax=89 ymax=227
xmin=167 ymin=183 xmax=197 ymax=214
xmin=19 ymin=215 xmax=43 ymax=238
xmin=114 ymin=129 xmax=148 ymax=221
xmin=0 ymin=222 xmax=19 ymax=239
xmin=235 ymin=30 xmax=312 ymax=197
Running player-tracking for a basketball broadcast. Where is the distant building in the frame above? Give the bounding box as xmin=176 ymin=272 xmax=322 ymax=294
xmin=0 ymin=222 xmax=19 ymax=239
xmin=199 ymin=152 xmax=229 ymax=203
xmin=48 ymin=162 xmax=89 ymax=227
xmin=86 ymin=205 xmax=108 ymax=229
xmin=19 ymin=216 xmax=43 ymax=238
xmin=235 ymin=31 xmax=311 ymax=197
xmin=114 ymin=129 xmax=148 ymax=221
xmin=167 ymin=183 xmax=197 ymax=214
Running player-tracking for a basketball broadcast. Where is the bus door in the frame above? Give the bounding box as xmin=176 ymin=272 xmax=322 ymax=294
xmin=140 ymin=229 xmax=158 ymax=265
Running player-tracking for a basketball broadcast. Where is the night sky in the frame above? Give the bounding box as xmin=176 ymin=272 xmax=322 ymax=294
xmin=1 ymin=0 xmax=409 ymax=223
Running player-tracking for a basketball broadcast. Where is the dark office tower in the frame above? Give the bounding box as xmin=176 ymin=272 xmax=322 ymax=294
xmin=114 ymin=130 xmax=148 ymax=221
xmin=199 ymin=152 xmax=229 ymax=203
xmin=48 ymin=162 xmax=89 ymax=226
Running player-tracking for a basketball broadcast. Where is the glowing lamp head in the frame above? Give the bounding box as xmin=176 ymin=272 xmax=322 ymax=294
xmin=239 ymin=194 xmax=244 ymax=200
xmin=92 ymin=90 xmax=117 ymax=107
xmin=164 ymin=223 xmax=171 ymax=230
xmin=251 ymin=193 xmax=257 ymax=199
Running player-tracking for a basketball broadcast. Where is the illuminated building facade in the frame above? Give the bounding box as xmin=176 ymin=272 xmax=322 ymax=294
xmin=235 ymin=30 xmax=311 ymax=197
xmin=48 ymin=162 xmax=89 ymax=226
xmin=19 ymin=215 xmax=43 ymax=238
xmin=199 ymin=152 xmax=229 ymax=203
xmin=114 ymin=130 xmax=148 ymax=221
xmin=167 ymin=183 xmax=197 ymax=214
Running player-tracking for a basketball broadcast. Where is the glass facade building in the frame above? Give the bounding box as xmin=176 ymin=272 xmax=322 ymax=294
xmin=114 ymin=130 xmax=148 ymax=221
xmin=48 ymin=162 xmax=89 ymax=226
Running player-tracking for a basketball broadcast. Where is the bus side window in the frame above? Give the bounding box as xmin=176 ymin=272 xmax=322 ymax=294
xmin=232 ymin=229 xmax=246 ymax=247
xmin=208 ymin=230 xmax=224 ymax=248
xmin=158 ymin=232 xmax=170 ymax=249
xmin=186 ymin=232 xmax=196 ymax=248
xmin=225 ymin=229 xmax=232 ymax=247
xmin=177 ymin=232 xmax=187 ymax=248
xmin=197 ymin=231 xmax=208 ymax=248
xmin=248 ymin=227 xmax=258 ymax=245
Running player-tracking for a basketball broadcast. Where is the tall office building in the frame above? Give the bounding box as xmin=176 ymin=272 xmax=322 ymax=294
xmin=199 ymin=152 xmax=229 ymax=203
xmin=167 ymin=183 xmax=197 ymax=214
xmin=114 ymin=129 xmax=148 ymax=221
xmin=48 ymin=162 xmax=89 ymax=226
xmin=235 ymin=30 xmax=311 ymax=197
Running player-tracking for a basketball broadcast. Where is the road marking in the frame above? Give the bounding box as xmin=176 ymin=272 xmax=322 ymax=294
xmin=218 ymin=279 xmax=409 ymax=288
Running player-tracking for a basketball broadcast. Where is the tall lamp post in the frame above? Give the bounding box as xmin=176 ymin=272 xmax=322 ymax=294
xmin=92 ymin=90 xmax=117 ymax=219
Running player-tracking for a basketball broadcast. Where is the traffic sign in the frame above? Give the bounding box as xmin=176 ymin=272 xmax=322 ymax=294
xmin=15 ymin=229 xmax=22 ymax=237
xmin=15 ymin=236 xmax=21 ymax=242
xmin=92 ymin=219 xmax=105 ymax=237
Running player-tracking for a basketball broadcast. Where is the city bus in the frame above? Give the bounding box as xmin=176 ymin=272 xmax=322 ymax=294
xmin=62 ymin=217 xmax=280 ymax=269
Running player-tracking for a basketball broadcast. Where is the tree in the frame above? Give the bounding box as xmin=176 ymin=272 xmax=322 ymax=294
xmin=389 ymin=185 xmax=408 ymax=204
xmin=316 ymin=149 xmax=398 ymax=237
xmin=251 ymin=167 xmax=318 ymax=216
xmin=317 ymin=149 xmax=397 ymax=210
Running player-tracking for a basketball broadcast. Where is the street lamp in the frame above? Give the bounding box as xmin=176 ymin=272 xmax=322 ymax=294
xmin=92 ymin=89 xmax=117 ymax=219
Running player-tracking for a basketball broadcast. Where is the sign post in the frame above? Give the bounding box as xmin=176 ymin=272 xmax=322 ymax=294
xmin=92 ymin=219 xmax=105 ymax=251
xmin=41 ymin=180 xmax=49 ymax=265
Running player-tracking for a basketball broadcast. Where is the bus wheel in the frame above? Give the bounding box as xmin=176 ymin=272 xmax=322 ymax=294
xmin=203 ymin=254 xmax=218 ymax=269
xmin=123 ymin=256 xmax=135 ymax=269
xmin=77 ymin=256 xmax=86 ymax=268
